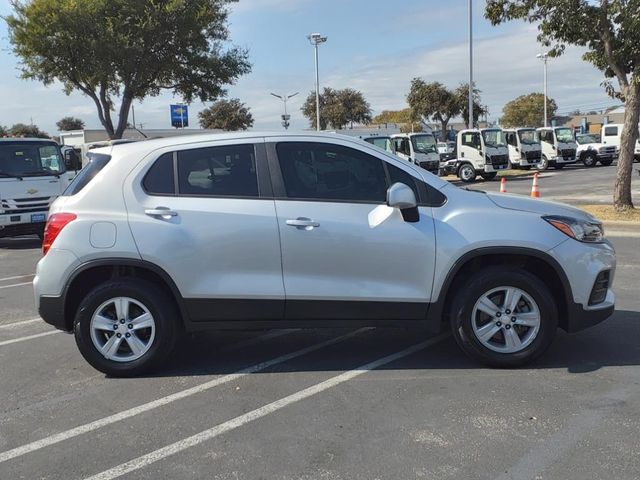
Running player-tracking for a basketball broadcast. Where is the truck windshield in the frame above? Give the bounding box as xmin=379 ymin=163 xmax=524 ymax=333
xmin=411 ymin=134 xmax=437 ymax=154
xmin=517 ymin=129 xmax=538 ymax=145
xmin=555 ymin=128 xmax=574 ymax=143
xmin=482 ymin=130 xmax=507 ymax=148
xmin=0 ymin=141 xmax=64 ymax=178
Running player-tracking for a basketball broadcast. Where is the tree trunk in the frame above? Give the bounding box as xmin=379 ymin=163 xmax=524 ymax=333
xmin=441 ymin=119 xmax=449 ymax=140
xmin=614 ymin=85 xmax=639 ymax=211
xmin=114 ymin=94 xmax=133 ymax=139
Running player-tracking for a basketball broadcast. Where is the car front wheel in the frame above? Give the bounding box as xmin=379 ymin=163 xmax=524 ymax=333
xmin=450 ymin=267 xmax=558 ymax=367
xmin=74 ymin=279 xmax=179 ymax=377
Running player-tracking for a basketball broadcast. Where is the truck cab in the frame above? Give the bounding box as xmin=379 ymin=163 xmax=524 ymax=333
xmin=575 ymin=133 xmax=616 ymax=167
xmin=390 ymin=133 xmax=440 ymax=174
xmin=504 ymin=128 xmax=541 ymax=168
xmin=454 ymin=128 xmax=509 ymax=182
xmin=601 ymin=123 xmax=640 ymax=162
xmin=536 ymin=127 xmax=577 ymax=170
xmin=0 ymin=138 xmax=77 ymax=238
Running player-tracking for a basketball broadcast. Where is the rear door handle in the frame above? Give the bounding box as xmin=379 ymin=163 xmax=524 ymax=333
xmin=145 ymin=207 xmax=178 ymax=219
xmin=286 ymin=217 xmax=319 ymax=229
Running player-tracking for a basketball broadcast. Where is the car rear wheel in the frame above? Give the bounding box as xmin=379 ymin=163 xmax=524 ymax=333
xmin=450 ymin=267 xmax=558 ymax=367
xmin=74 ymin=279 xmax=179 ymax=377
xmin=458 ymin=164 xmax=476 ymax=183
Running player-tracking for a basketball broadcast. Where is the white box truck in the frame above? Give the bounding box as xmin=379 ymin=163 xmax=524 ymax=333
xmin=504 ymin=128 xmax=541 ymax=169
xmin=600 ymin=123 xmax=640 ymax=162
xmin=390 ymin=133 xmax=441 ymax=174
xmin=536 ymin=127 xmax=577 ymax=170
xmin=451 ymin=128 xmax=510 ymax=182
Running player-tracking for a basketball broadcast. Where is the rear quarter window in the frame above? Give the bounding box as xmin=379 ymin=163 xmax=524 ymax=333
xmin=62 ymin=153 xmax=111 ymax=196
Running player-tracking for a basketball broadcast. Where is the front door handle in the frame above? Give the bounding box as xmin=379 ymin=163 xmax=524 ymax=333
xmin=286 ymin=217 xmax=319 ymax=229
xmin=145 ymin=207 xmax=178 ymax=219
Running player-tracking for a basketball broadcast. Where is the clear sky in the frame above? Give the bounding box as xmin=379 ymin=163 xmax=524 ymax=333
xmin=0 ymin=0 xmax=619 ymax=136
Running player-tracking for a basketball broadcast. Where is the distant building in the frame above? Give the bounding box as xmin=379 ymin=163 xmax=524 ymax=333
xmin=556 ymin=106 xmax=625 ymax=133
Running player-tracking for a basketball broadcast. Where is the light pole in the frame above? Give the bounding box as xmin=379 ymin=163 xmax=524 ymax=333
xmin=468 ymin=0 xmax=473 ymax=129
xmin=271 ymin=92 xmax=299 ymax=130
xmin=307 ymin=32 xmax=327 ymax=131
xmin=537 ymin=52 xmax=550 ymax=127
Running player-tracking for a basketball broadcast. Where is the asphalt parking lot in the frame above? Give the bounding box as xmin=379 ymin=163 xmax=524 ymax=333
xmin=1 ymin=166 xmax=639 ymax=480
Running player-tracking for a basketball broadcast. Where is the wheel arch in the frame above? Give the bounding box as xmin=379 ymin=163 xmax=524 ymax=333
xmin=430 ymin=247 xmax=574 ymax=332
xmin=62 ymin=259 xmax=189 ymax=332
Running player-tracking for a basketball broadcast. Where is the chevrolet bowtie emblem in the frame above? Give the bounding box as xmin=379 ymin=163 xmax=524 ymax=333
xmin=26 ymin=188 xmax=38 ymax=195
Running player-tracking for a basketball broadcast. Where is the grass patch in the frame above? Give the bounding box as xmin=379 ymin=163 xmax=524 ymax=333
xmin=497 ymin=169 xmax=537 ymax=178
xmin=577 ymin=204 xmax=640 ymax=223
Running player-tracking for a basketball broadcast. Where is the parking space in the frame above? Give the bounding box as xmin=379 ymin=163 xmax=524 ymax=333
xmin=0 ymin=166 xmax=639 ymax=480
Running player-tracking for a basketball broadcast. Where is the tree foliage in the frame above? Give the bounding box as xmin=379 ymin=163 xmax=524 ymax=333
xmin=0 ymin=125 xmax=8 ymax=137
xmin=373 ymin=108 xmax=413 ymax=125
xmin=301 ymin=88 xmax=372 ymax=130
xmin=485 ymin=0 xmax=639 ymax=210
xmin=501 ymin=92 xmax=558 ymax=127
xmin=9 ymin=123 xmax=49 ymax=138
xmin=454 ymin=83 xmax=488 ymax=127
xmin=56 ymin=116 xmax=85 ymax=131
xmin=7 ymin=0 xmax=251 ymax=139
xmin=407 ymin=80 xmax=459 ymax=134
xmin=198 ymin=98 xmax=254 ymax=131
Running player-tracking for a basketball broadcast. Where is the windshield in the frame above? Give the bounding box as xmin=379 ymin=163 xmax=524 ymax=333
xmin=517 ymin=129 xmax=538 ymax=145
xmin=411 ymin=134 xmax=437 ymax=154
xmin=481 ymin=129 xmax=507 ymax=148
xmin=555 ymin=128 xmax=575 ymax=143
xmin=0 ymin=142 xmax=65 ymax=177
xmin=576 ymin=134 xmax=599 ymax=145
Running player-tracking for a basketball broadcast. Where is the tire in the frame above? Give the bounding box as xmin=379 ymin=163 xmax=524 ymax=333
xmin=599 ymin=159 xmax=613 ymax=166
xmin=582 ymin=153 xmax=597 ymax=167
xmin=458 ymin=164 xmax=477 ymax=183
xmin=537 ymin=156 xmax=549 ymax=171
xmin=74 ymin=279 xmax=179 ymax=377
xmin=449 ymin=266 xmax=558 ymax=368
xmin=481 ymin=172 xmax=497 ymax=181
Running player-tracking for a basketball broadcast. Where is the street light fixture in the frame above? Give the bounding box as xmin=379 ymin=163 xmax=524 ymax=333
xmin=537 ymin=52 xmax=550 ymax=127
xmin=307 ymin=32 xmax=327 ymax=131
xmin=271 ymin=92 xmax=299 ymax=130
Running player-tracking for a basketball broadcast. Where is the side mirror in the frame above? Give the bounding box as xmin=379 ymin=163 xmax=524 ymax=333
xmin=64 ymin=149 xmax=80 ymax=171
xmin=386 ymin=182 xmax=419 ymax=223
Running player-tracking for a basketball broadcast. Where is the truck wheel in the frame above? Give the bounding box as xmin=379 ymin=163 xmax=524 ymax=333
xmin=458 ymin=164 xmax=477 ymax=183
xmin=537 ymin=156 xmax=549 ymax=171
xmin=74 ymin=279 xmax=179 ymax=377
xmin=582 ymin=153 xmax=597 ymax=167
xmin=481 ymin=172 xmax=497 ymax=181
xmin=599 ymin=159 xmax=613 ymax=166
xmin=450 ymin=266 xmax=558 ymax=368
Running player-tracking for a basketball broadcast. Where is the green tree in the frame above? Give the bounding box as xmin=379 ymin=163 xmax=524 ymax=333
xmin=454 ymin=82 xmax=488 ymax=128
xmin=485 ymin=0 xmax=638 ymax=210
xmin=373 ymin=108 xmax=421 ymax=132
xmin=9 ymin=123 xmax=49 ymax=138
xmin=501 ymin=92 xmax=558 ymax=127
xmin=407 ymin=80 xmax=459 ymax=134
xmin=0 ymin=125 xmax=8 ymax=137
xmin=8 ymin=0 xmax=250 ymax=140
xmin=56 ymin=116 xmax=85 ymax=131
xmin=301 ymin=88 xmax=372 ymax=130
xmin=198 ymin=98 xmax=254 ymax=131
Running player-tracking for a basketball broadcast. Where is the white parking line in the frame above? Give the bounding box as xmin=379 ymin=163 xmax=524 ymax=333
xmin=0 ymin=274 xmax=34 ymax=282
xmin=85 ymin=333 xmax=449 ymax=480
xmin=0 ymin=318 xmax=42 ymax=330
xmin=0 ymin=282 xmax=32 ymax=290
xmin=0 ymin=328 xmax=370 ymax=464
xmin=0 ymin=330 xmax=60 ymax=347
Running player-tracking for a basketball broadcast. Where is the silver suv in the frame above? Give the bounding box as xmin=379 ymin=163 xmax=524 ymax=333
xmin=34 ymin=133 xmax=616 ymax=376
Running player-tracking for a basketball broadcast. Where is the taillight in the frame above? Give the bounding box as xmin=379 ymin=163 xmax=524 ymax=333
xmin=42 ymin=213 xmax=77 ymax=255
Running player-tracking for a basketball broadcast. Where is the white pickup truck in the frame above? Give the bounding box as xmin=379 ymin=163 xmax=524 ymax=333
xmin=575 ymin=133 xmax=616 ymax=167
xmin=0 ymin=138 xmax=78 ymax=238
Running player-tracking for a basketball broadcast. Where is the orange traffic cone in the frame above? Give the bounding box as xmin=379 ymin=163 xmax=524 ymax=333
xmin=500 ymin=177 xmax=507 ymax=193
xmin=531 ymin=173 xmax=540 ymax=198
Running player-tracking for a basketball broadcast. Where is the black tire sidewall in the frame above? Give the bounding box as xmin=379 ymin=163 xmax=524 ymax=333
xmin=583 ymin=154 xmax=597 ymax=167
xmin=450 ymin=267 xmax=558 ymax=367
xmin=74 ymin=279 xmax=178 ymax=377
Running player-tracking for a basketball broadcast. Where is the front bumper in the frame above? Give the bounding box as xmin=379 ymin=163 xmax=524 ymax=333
xmin=565 ymin=299 xmax=614 ymax=333
xmin=551 ymin=155 xmax=577 ymax=164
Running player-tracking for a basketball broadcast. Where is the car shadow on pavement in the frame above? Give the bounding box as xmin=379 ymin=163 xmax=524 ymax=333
xmin=0 ymin=236 xmax=42 ymax=250
xmin=141 ymin=309 xmax=640 ymax=379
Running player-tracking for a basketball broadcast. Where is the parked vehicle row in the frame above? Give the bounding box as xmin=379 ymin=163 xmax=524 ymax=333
xmin=362 ymin=132 xmax=441 ymax=175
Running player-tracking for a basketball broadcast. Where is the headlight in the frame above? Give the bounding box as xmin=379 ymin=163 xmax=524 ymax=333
xmin=543 ymin=215 xmax=605 ymax=243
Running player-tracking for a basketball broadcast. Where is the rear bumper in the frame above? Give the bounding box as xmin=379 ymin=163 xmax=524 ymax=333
xmin=39 ymin=294 xmax=71 ymax=332
xmin=0 ymin=222 xmax=44 ymax=238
